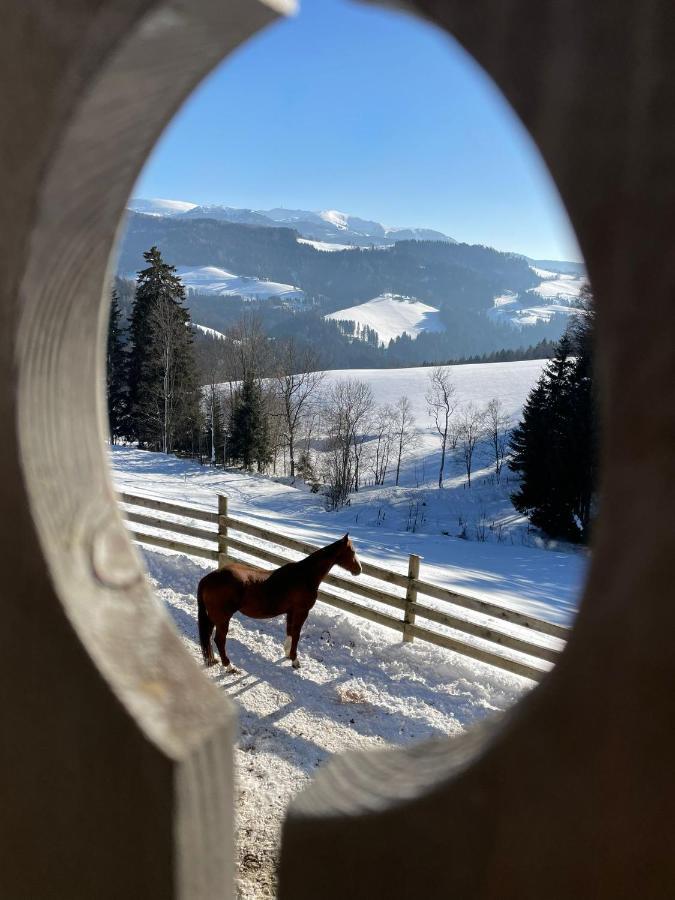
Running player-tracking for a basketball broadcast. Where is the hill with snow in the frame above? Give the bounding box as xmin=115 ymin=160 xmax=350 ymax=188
xmin=490 ymin=268 xmax=585 ymax=329
xmin=127 ymin=198 xmax=197 ymax=216
xmin=326 ymin=293 xmax=445 ymax=345
xmin=177 ymin=265 xmax=304 ymax=302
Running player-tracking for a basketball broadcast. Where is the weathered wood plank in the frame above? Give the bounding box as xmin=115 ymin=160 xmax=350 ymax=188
xmin=404 ymin=554 xmax=420 ymax=643
xmin=119 ymin=492 xmax=218 ymax=524
xmin=123 ymin=509 xmax=218 ymax=544
xmin=407 ymin=625 xmax=546 ymax=682
xmin=413 ymin=578 xmax=569 ymax=640
xmin=412 ymin=603 xmax=561 ymax=664
xmin=317 ymin=589 xmax=406 ymax=633
xmin=128 ymin=529 xmax=219 ymax=562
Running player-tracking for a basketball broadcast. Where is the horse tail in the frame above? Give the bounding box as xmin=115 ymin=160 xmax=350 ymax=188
xmin=197 ymin=577 xmax=214 ymax=664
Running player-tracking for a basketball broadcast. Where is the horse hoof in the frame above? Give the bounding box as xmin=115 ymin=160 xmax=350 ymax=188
xmin=204 ymin=659 xmax=217 ymax=668
xmin=283 ymin=636 xmax=292 ymax=658
xmin=291 ymin=659 xmax=300 ymax=670
xmin=225 ymin=664 xmax=240 ymax=674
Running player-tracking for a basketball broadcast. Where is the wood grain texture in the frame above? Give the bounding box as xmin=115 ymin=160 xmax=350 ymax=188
xmin=279 ymin=1 xmax=675 ymax=898
xmin=0 ymin=1 xmax=288 ymax=897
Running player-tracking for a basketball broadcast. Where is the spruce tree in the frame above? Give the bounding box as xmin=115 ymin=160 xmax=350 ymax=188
xmin=510 ymin=306 xmax=597 ymax=542
xmin=127 ymin=246 xmax=201 ymax=452
xmin=106 ymin=289 xmax=127 ymax=443
xmin=228 ymin=374 xmax=271 ymax=472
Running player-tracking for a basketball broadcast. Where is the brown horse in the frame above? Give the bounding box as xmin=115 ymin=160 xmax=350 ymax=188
xmin=197 ymin=534 xmax=362 ymax=671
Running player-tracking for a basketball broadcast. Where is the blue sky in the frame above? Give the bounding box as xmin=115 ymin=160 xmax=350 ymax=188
xmin=135 ymin=0 xmax=581 ymax=261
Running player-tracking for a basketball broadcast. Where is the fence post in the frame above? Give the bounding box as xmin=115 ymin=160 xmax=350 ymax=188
xmin=218 ymin=495 xmax=228 ymax=567
xmin=403 ymin=553 xmax=420 ymax=642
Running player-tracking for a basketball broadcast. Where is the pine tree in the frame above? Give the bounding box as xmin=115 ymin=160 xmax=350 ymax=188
xmin=510 ymin=308 xmax=597 ymax=542
xmin=106 ymin=289 xmax=127 ymax=443
xmin=228 ymin=374 xmax=271 ymax=472
xmin=127 ymin=246 xmax=201 ymax=452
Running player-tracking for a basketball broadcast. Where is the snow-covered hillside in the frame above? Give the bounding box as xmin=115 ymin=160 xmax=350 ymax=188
xmin=319 ymin=359 xmax=547 ymax=427
xmin=127 ymin=197 xmax=196 ymax=216
xmin=192 ymin=322 xmax=226 ymax=340
xmin=489 ymin=266 xmax=585 ymax=328
xmin=177 ymin=265 xmax=304 ymax=302
xmin=326 ymin=294 xmax=445 ymax=345
xmin=297 ymin=238 xmax=358 ymax=252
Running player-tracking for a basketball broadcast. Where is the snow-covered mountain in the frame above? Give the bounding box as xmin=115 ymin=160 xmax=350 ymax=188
xmin=127 ymin=198 xmax=197 ymax=216
xmin=126 ymin=198 xmax=456 ymax=248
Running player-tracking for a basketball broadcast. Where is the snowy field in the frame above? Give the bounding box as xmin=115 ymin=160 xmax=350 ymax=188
xmin=110 ymin=359 xmax=586 ymax=897
xmin=325 ymin=293 xmax=444 ymax=345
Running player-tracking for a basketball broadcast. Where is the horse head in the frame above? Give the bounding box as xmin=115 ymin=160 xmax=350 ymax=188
xmin=338 ymin=533 xmax=362 ymax=576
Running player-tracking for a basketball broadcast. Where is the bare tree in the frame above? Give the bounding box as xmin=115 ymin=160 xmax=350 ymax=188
xmin=274 ymin=338 xmax=325 ymax=479
xmin=321 ymin=379 xmax=374 ymax=507
xmin=371 ymin=404 xmax=395 ymax=485
xmin=485 ymin=397 xmax=510 ymax=481
xmin=392 ymin=396 xmax=416 ymax=486
xmin=195 ymin=335 xmax=228 ymax=464
xmin=457 ymin=402 xmax=487 ymax=487
xmin=145 ymin=296 xmax=185 ymax=453
xmin=226 ymin=313 xmax=270 ymax=382
xmin=425 ymin=366 xmax=457 ymax=488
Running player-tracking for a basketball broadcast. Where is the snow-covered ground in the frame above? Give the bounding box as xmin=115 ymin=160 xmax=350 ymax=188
xmin=177 ymin=265 xmax=305 ymax=302
xmin=325 ymin=293 xmax=444 ymax=345
xmin=109 ymin=359 xmax=586 ymax=897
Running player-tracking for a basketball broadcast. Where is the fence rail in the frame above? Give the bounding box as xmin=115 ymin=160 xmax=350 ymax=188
xmin=118 ymin=491 xmax=570 ymax=681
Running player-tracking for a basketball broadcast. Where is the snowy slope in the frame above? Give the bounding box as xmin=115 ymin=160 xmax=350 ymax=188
xmin=177 ymin=265 xmax=304 ymax=302
xmin=192 ymin=323 xmax=226 ymax=340
xmin=531 ymin=268 xmax=585 ymax=299
xmin=319 ymin=359 xmax=546 ymax=427
xmin=297 ymin=238 xmax=358 ymax=252
xmin=326 ymin=294 xmax=445 ymax=345
xmin=127 ymin=197 xmax=196 ymax=216
xmin=489 ymin=267 xmax=585 ymax=328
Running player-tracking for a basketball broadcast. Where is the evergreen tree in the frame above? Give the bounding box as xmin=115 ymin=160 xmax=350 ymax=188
xmin=127 ymin=246 xmax=201 ymax=452
xmin=510 ymin=299 xmax=597 ymax=542
xmin=106 ymin=289 xmax=127 ymax=443
xmin=227 ymin=374 xmax=271 ymax=472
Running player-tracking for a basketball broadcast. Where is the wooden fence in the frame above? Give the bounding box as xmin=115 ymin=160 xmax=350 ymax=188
xmin=118 ymin=491 xmax=569 ymax=681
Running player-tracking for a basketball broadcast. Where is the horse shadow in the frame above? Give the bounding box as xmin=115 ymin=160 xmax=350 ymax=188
xmin=163 ymin=594 xmax=478 ymax=776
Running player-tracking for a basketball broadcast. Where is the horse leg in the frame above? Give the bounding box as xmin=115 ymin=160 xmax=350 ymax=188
xmin=284 ymin=612 xmax=293 ymax=658
xmin=288 ymin=610 xmax=309 ymax=669
xmin=214 ymin=616 xmax=237 ymax=673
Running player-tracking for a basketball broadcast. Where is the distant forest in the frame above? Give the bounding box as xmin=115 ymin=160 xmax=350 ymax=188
xmin=114 ymin=275 xmax=560 ymax=372
xmin=115 ymin=213 xmax=570 ymax=365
